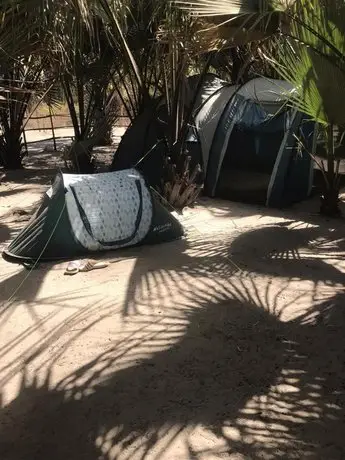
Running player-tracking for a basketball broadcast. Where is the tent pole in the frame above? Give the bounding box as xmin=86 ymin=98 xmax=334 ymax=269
xmin=266 ymin=109 xmax=299 ymax=207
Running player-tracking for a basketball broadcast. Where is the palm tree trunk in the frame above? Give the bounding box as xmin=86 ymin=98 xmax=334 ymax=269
xmin=320 ymin=124 xmax=341 ymax=216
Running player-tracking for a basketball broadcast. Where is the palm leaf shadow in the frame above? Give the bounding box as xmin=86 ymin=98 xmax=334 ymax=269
xmin=228 ymin=221 xmax=345 ymax=285
xmin=1 ymin=218 xmax=345 ymax=459
xmin=0 ymin=274 xmax=345 ymax=459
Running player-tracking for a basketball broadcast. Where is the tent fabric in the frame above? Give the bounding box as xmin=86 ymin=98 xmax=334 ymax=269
xmin=204 ymin=92 xmax=245 ymax=196
xmin=110 ymin=75 xmax=315 ymax=208
xmin=64 ymin=170 xmax=153 ymax=251
xmin=267 ymin=112 xmax=315 ymax=207
xmin=236 ymin=78 xmax=295 ymax=103
xmin=195 ymin=85 xmax=238 ymax=171
xmin=110 ymin=102 xmax=169 ymax=189
xmin=189 ymin=74 xmax=228 ymax=112
xmin=3 ymin=169 xmax=184 ymax=263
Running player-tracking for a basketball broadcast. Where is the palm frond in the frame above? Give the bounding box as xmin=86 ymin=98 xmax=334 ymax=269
xmin=175 ymin=0 xmax=290 ymax=15
xmin=272 ymin=0 xmax=345 ymax=126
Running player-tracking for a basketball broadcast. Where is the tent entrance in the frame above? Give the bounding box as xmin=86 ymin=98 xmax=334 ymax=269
xmin=215 ymin=103 xmax=287 ymax=205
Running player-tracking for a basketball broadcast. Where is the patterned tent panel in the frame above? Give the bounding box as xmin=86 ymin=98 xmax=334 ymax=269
xmin=64 ymin=170 xmax=153 ymax=251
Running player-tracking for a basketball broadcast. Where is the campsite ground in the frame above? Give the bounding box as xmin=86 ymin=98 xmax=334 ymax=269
xmin=1 ymin=132 xmax=345 ymax=460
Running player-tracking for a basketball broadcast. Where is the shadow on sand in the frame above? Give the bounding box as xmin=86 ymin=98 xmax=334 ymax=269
xmin=0 ymin=283 xmax=344 ymax=459
xmin=0 ymin=206 xmax=345 ymax=459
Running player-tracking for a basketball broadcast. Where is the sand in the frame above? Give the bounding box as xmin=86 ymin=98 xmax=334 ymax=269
xmin=0 ymin=143 xmax=345 ymax=460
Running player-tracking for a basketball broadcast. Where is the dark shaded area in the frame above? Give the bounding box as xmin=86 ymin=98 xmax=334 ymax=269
xmin=229 ymin=222 xmax=345 ymax=283
xmin=1 ymin=139 xmax=118 ymax=186
xmin=0 ymin=269 xmax=48 ymax=305
xmin=0 ymin=188 xmax=32 ymax=198
xmin=216 ymin=169 xmax=271 ymax=205
xmin=216 ymin=113 xmax=286 ymax=205
xmin=0 ymin=168 xmax=57 ymax=186
xmin=0 ymin=223 xmax=11 ymax=246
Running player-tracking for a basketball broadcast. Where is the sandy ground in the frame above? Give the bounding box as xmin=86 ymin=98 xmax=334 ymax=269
xmin=24 ymin=126 xmax=127 ymax=145
xmin=1 ymin=147 xmax=345 ymax=459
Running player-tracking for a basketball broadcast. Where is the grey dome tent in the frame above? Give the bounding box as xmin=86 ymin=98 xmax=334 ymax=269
xmin=111 ymin=76 xmax=316 ymax=207
xmin=3 ymin=169 xmax=184 ymax=263
xmin=198 ymin=77 xmax=315 ymax=206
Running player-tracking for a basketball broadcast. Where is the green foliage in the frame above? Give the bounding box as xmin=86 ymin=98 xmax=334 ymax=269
xmin=0 ymin=0 xmax=284 ymax=207
xmin=273 ymin=0 xmax=345 ymax=215
xmin=177 ymin=0 xmax=345 ymax=215
xmin=274 ymin=0 xmax=345 ymax=127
